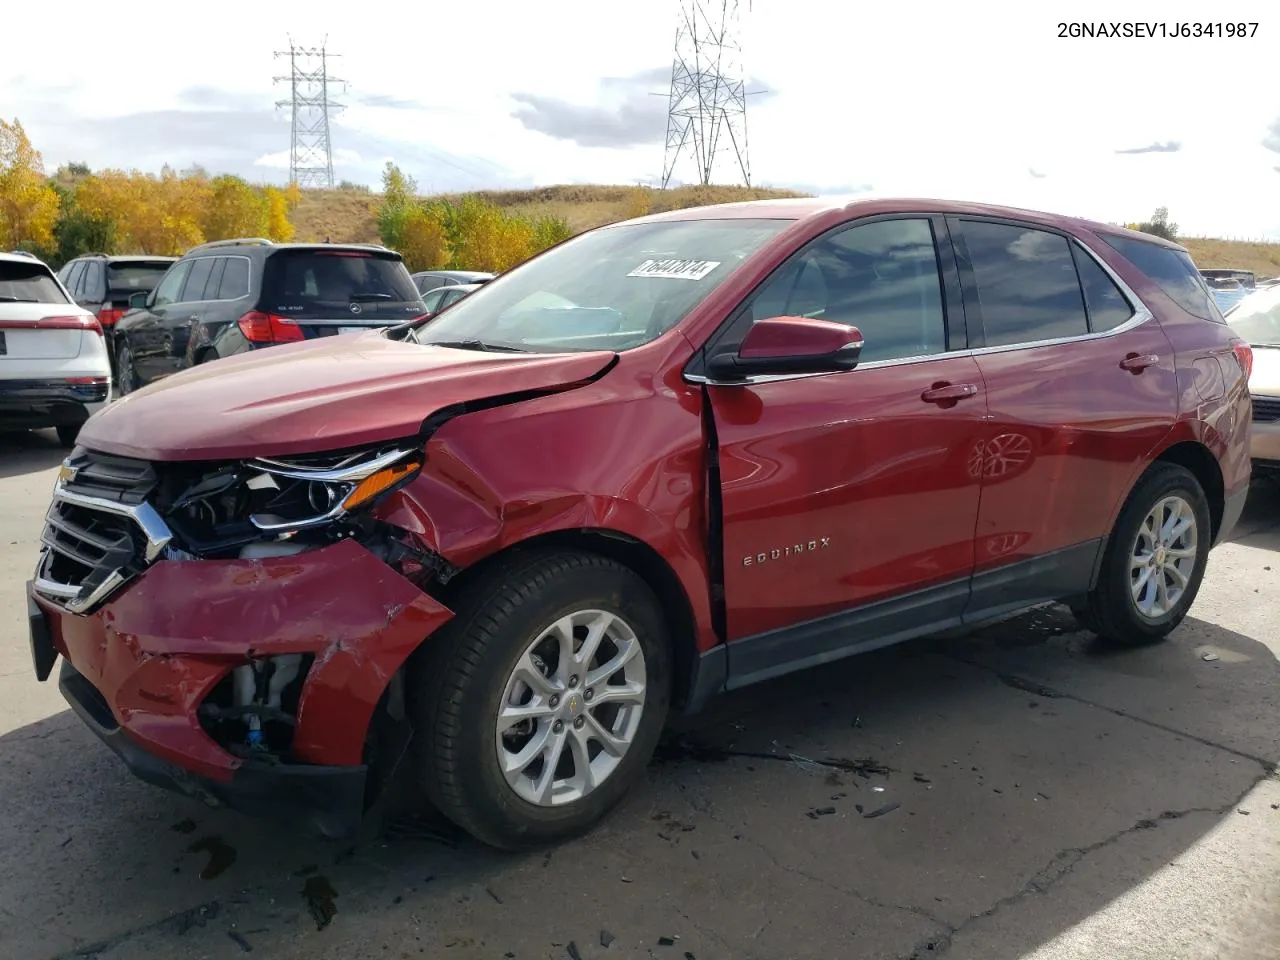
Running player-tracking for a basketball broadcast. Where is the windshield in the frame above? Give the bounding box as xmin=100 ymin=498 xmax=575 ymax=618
xmin=106 ymin=262 xmax=173 ymax=294
xmin=261 ymin=249 xmax=422 ymax=318
xmin=414 ymin=218 xmax=792 ymax=353
xmin=1225 ymin=287 xmax=1280 ymax=346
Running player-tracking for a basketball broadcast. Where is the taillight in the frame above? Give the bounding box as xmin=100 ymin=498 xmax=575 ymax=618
xmin=237 ymin=310 xmax=304 ymax=344
xmin=37 ymin=315 xmax=103 ymax=337
xmin=97 ymin=306 xmax=126 ymax=327
xmin=1232 ymin=340 xmax=1253 ymax=380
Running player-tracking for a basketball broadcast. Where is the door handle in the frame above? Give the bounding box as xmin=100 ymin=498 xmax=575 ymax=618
xmin=1120 ymin=353 xmax=1159 ymax=373
xmin=921 ymin=382 xmax=979 ymax=404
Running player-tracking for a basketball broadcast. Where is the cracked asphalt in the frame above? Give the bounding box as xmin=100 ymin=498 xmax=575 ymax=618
xmin=3 ymin=427 xmax=1279 ymax=960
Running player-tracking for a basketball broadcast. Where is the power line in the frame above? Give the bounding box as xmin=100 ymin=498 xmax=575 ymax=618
xmin=273 ymin=38 xmax=345 ymax=188
xmin=660 ymin=0 xmax=751 ymax=189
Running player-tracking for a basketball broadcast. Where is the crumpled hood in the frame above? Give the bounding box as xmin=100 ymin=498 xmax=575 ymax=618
xmin=79 ymin=333 xmax=616 ymax=461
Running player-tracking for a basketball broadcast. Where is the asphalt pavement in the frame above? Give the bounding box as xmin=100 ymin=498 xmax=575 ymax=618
xmin=2 ymin=427 xmax=1278 ymax=960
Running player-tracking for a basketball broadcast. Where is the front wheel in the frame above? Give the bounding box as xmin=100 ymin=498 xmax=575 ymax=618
xmin=1071 ymin=462 xmax=1211 ymax=646
xmin=409 ymin=551 xmax=671 ymax=849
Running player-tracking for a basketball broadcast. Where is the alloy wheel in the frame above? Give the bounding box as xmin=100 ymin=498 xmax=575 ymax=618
xmin=495 ymin=609 xmax=647 ymax=806
xmin=1129 ymin=494 xmax=1198 ymax=620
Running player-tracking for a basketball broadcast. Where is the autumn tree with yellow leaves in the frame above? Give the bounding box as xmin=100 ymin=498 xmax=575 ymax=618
xmin=0 ymin=119 xmax=61 ymax=250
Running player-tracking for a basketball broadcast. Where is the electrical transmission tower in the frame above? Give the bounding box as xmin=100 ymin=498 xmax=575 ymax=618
xmin=661 ymin=0 xmax=751 ymax=189
xmin=273 ymin=39 xmax=345 ymax=188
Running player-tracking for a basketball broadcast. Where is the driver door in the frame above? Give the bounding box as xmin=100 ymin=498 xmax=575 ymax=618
xmin=700 ymin=216 xmax=989 ymax=685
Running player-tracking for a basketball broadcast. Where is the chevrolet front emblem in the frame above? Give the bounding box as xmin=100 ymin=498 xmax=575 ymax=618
xmin=57 ymin=461 xmax=78 ymax=485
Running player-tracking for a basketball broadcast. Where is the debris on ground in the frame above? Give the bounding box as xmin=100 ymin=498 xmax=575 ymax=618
xmin=658 ymin=935 xmax=678 ymax=946
xmin=1203 ymin=652 xmax=1220 ymax=662
xmin=227 ymin=930 xmax=253 ymax=953
xmin=486 ymin=886 xmax=503 ymax=904
xmin=601 ymin=929 xmax=616 ymax=947
xmin=567 ymin=941 xmax=584 ymax=960
xmin=864 ymin=802 xmax=901 ymax=819
xmin=913 ymin=774 xmax=932 ymax=784
xmin=302 ymin=875 xmax=338 ymax=931
xmin=806 ymin=806 xmax=837 ymax=819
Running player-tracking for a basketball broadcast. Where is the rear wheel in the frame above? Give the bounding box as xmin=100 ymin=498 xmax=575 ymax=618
xmin=116 ymin=343 xmax=139 ymax=395
xmin=409 ymin=551 xmax=671 ymax=849
xmin=1071 ymin=462 xmax=1211 ymax=646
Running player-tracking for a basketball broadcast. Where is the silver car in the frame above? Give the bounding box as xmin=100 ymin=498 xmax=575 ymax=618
xmin=1226 ymin=284 xmax=1280 ymax=469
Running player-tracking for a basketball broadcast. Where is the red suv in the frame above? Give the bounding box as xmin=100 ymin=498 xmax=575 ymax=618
xmin=27 ymin=198 xmax=1251 ymax=849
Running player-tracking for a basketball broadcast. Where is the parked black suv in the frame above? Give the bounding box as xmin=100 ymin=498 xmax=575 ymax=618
xmin=56 ymin=254 xmax=177 ymax=374
xmin=113 ymin=238 xmax=427 ymax=394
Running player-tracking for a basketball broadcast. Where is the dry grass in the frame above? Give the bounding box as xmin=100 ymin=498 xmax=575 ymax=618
xmin=1179 ymin=238 xmax=1280 ymax=279
xmin=289 ymin=183 xmax=1280 ymax=279
xmin=290 ymin=183 xmax=806 ymax=244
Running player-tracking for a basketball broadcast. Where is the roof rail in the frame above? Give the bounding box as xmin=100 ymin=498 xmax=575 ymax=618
xmin=187 ymin=237 xmax=275 ymax=254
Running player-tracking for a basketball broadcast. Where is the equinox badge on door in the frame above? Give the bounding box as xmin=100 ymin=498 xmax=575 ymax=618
xmin=743 ymin=537 xmax=831 ymax=566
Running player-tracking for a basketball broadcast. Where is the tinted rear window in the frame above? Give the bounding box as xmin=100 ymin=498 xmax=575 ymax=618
xmin=261 ymin=250 xmax=420 ymax=312
xmin=0 ymin=259 xmax=68 ymax=303
xmin=1101 ymin=234 xmax=1221 ymax=321
xmin=106 ymin=263 xmax=173 ymax=294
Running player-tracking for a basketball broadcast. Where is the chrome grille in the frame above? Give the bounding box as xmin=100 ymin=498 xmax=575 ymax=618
xmin=33 ymin=450 xmax=172 ymax=614
xmin=1252 ymin=396 xmax=1280 ymax=423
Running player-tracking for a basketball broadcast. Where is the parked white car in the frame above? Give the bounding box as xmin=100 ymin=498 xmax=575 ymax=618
xmin=1 ymin=252 xmax=112 ymax=447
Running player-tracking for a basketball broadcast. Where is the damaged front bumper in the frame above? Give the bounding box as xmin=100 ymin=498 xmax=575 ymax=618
xmin=28 ymin=539 xmax=454 ymax=840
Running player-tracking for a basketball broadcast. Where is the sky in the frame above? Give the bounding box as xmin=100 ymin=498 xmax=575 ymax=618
xmin=2 ymin=0 xmax=1278 ymax=239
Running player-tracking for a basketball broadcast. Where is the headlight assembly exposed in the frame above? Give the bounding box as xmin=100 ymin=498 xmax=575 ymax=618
xmin=245 ymin=446 xmax=423 ymax=533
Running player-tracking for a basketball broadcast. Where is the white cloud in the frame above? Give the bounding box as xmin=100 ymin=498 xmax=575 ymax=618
xmin=0 ymin=0 xmax=1277 ymax=236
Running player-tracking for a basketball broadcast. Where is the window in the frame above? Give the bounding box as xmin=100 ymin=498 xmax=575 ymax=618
xmin=962 ymin=221 xmax=1088 ymax=346
xmin=107 ymin=261 xmax=175 ymax=295
xmin=416 ymin=219 xmax=791 ymax=353
xmin=57 ymin=262 xmax=74 ymax=283
xmin=0 ymin=259 xmax=70 ymax=303
xmin=1072 ymin=245 xmax=1134 ymax=332
xmin=82 ymin=261 xmax=103 ymax=300
xmin=152 ymin=261 xmax=192 ymax=307
xmin=217 ymin=257 xmax=250 ymax=300
xmin=422 ymin=288 xmax=448 ymax=313
xmin=181 ymin=258 xmax=216 ymax=302
xmin=65 ymin=261 xmax=86 ymax=298
xmin=1101 ymin=234 xmax=1219 ymax=321
xmin=205 ymin=258 xmax=227 ymax=300
xmin=733 ymin=218 xmax=948 ymax=364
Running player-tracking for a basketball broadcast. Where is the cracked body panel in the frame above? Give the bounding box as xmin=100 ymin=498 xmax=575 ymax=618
xmin=34 ymin=539 xmax=453 ymax=777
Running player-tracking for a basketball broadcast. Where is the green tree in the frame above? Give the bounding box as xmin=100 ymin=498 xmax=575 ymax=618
xmin=377 ymin=162 xmax=418 ymax=248
xmin=397 ymin=207 xmax=451 ymax=271
xmin=1137 ymin=206 xmax=1178 ymax=241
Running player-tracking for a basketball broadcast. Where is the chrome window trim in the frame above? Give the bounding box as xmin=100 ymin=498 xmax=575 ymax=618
xmin=250 ymin=447 xmax=416 ymax=483
xmin=177 ymin=254 xmax=252 ymax=304
xmin=685 ymin=234 xmax=1155 ymax=387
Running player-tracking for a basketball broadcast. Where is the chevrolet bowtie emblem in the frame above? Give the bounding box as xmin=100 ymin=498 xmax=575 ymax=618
xmin=57 ymin=461 xmax=78 ymax=485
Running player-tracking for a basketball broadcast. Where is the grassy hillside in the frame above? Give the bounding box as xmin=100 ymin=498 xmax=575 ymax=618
xmin=291 ymin=183 xmax=1280 ymax=279
xmin=291 ymin=183 xmax=806 ymax=245
xmin=1179 ymin=238 xmax=1280 ymax=279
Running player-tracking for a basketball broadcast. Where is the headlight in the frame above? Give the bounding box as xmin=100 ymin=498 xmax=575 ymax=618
xmin=245 ymin=446 xmax=423 ymax=533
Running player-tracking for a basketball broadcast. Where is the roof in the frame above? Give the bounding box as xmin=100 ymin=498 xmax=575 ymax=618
xmin=183 ymin=238 xmax=396 ymax=257
xmin=626 ymin=195 xmax=1187 ymax=250
xmin=0 ymin=251 xmax=51 ymax=266
xmin=412 ymin=269 xmax=495 ymax=279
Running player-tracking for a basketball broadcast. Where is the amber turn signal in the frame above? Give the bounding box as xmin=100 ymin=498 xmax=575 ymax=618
xmin=340 ymin=457 xmax=422 ymax=511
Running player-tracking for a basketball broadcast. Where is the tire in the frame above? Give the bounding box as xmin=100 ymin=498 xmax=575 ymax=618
xmin=55 ymin=423 xmax=81 ymax=448
xmin=115 ymin=343 xmax=139 ymax=395
xmin=409 ymin=550 xmax=672 ymax=849
xmin=1071 ymin=462 xmax=1212 ymax=646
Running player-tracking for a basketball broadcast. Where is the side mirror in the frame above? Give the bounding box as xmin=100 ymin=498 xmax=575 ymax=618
xmin=128 ymin=291 xmax=149 ymax=309
xmin=707 ymin=317 xmax=863 ymax=381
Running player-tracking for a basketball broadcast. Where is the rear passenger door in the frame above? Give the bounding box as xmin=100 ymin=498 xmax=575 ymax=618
xmin=950 ymin=217 xmax=1178 ymax=616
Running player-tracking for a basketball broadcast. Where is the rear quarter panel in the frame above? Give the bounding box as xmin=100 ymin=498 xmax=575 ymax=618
xmin=1078 ymin=229 xmax=1252 ymax=505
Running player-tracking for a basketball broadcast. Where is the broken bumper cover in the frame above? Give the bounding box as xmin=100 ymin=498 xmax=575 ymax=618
xmin=28 ymin=539 xmax=454 ymax=839
xmin=58 ymin=658 xmax=368 ymax=840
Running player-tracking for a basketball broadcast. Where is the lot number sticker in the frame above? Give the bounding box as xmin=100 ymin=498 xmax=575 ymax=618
xmin=627 ymin=259 xmax=722 ymax=281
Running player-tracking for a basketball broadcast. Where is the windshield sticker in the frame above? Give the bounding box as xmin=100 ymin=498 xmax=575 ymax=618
xmin=627 ymin=258 xmax=721 ymax=281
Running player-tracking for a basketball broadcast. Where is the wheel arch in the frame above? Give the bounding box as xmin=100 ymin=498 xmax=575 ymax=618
xmin=433 ymin=527 xmax=703 ymax=712
xmin=1151 ymin=440 xmax=1225 ymax=541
